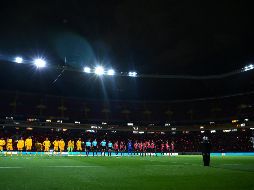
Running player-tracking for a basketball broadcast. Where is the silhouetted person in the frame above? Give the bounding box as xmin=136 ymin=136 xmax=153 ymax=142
xmin=201 ymin=136 xmax=211 ymax=166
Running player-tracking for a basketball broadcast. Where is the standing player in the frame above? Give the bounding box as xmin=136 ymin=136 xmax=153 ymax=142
xmin=53 ymin=139 xmax=59 ymax=155
xmin=165 ymin=141 xmax=170 ymax=156
xmin=17 ymin=137 xmax=25 ymax=155
xmin=92 ymin=139 xmax=98 ymax=156
xmin=108 ymin=141 xmax=113 ymax=156
xmin=143 ymin=141 xmax=147 ymax=156
xmin=114 ymin=141 xmax=119 ymax=156
xmin=43 ymin=138 xmax=51 ymax=155
xmin=147 ymin=141 xmax=151 ymax=156
xmin=127 ymin=140 xmax=132 ymax=155
xmin=133 ymin=141 xmax=138 ymax=155
xmin=139 ymin=141 xmax=143 ymax=156
xmin=0 ymin=138 xmax=6 ymax=156
xmin=67 ymin=140 xmax=74 ymax=153
xmin=59 ymin=139 xmax=65 ymax=155
xmin=100 ymin=139 xmax=107 ymax=156
xmin=76 ymin=138 xmax=82 ymax=155
xmin=6 ymin=138 xmax=13 ymax=156
xmin=171 ymin=141 xmax=175 ymax=155
xmin=160 ymin=142 xmax=165 ymax=155
xmin=151 ymin=140 xmax=156 ymax=156
xmin=85 ymin=139 xmax=91 ymax=156
xmin=25 ymin=137 xmax=33 ymax=154
xmin=120 ymin=141 xmax=125 ymax=156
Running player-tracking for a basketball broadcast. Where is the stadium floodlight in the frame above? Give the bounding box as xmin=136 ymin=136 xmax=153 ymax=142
xmin=107 ymin=69 xmax=115 ymax=76
xmin=243 ymin=64 xmax=254 ymax=72
xmin=33 ymin=58 xmax=46 ymax=68
xmin=14 ymin=57 xmax=23 ymax=63
xmin=94 ymin=66 xmax=104 ymax=75
xmin=128 ymin=71 xmax=137 ymax=77
xmin=83 ymin=66 xmax=91 ymax=73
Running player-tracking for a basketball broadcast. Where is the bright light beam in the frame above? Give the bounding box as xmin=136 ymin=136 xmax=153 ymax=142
xmin=34 ymin=58 xmax=46 ymax=68
xmin=243 ymin=64 xmax=254 ymax=72
xmin=94 ymin=66 xmax=104 ymax=75
xmin=107 ymin=69 xmax=115 ymax=76
xmin=14 ymin=57 xmax=23 ymax=63
xmin=128 ymin=71 xmax=137 ymax=77
xmin=83 ymin=66 xmax=91 ymax=73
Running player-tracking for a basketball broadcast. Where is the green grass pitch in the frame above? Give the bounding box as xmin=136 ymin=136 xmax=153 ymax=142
xmin=0 ymin=155 xmax=254 ymax=190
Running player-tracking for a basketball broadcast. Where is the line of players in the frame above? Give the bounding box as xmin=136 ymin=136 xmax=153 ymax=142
xmin=0 ymin=137 xmax=175 ymax=156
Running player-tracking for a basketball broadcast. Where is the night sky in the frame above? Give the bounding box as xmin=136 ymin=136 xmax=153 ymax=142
xmin=0 ymin=1 xmax=253 ymax=100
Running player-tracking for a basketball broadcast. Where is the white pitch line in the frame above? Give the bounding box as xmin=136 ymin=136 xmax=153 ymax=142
xmin=147 ymin=164 xmax=181 ymax=167
xmin=223 ymin=164 xmax=240 ymax=166
xmin=0 ymin=166 xmax=102 ymax=169
xmin=46 ymin=166 xmax=102 ymax=168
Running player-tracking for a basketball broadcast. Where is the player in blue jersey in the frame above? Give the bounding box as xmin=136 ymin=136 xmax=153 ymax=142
xmin=100 ymin=139 xmax=107 ymax=156
xmin=92 ymin=139 xmax=98 ymax=156
xmin=107 ymin=141 xmax=113 ymax=156
xmin=85 ymin=139 xmax=91 ymax=156
xmin=127 ymin=140 xmax=132 ymax=155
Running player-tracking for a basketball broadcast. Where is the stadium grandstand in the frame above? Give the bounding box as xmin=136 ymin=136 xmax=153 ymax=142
xmin=0 ymin=61 xmax=254 ymax=154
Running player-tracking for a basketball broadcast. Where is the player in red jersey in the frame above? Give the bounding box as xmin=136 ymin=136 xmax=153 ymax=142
xmin=147 ymin=141 xmax=151 ymax=156
xmin=165 ymin=141 xmax=170 ymax=156
xmin=143 ymin=142 xmax=147 ymax=156
xmin=120 ymin=141 xmax=125 ymax=156
xmin=139 ymin=142 xmax=143 ymax=156
xmin=151 ymin=140 xmax=156 ymax=156
xmin=133 ymin=141 xmax=138 ymax=155
xmin=114 ymin=141 xmax=119 ymax=155
xmin=161 ymin=142 xmax=165 ymax=155
xmin=171 ymin=141 xmax=175 ymax=155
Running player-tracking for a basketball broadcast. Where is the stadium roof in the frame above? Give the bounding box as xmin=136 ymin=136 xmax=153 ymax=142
xmin=0 ymin=60 xmax=254 ymax=101
xmin=0 ymin=1 xmax=253 ymax=101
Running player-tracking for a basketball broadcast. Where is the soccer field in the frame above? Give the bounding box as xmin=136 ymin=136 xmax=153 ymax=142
xmin=0 ymin=155 xmax=254 ymax=190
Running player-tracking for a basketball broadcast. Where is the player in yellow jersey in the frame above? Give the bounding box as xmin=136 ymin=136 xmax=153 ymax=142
xmin=25 ymin=137 xmax=33 ymax=153
xmin=6 ymin=138 xmax=13 ymax=156
xmin=6 ymin=138 xmax=13 ymax=151
xmin=0 ymin=138 xmax=6 ymax=155
xmin=17 ymin=137 xmax=25 ymax=155
xmin=59 ymin=139 xmax=65 ymax=155
xmin=53 ymin=139 xmax=59 ymax=154
xmin=43 ymin=138 xmax=51 ymax=153
xmin=76 ymin=138 xmax=82 ymax=153
xmin=67 ymin=140 xmax=74 ymax=153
